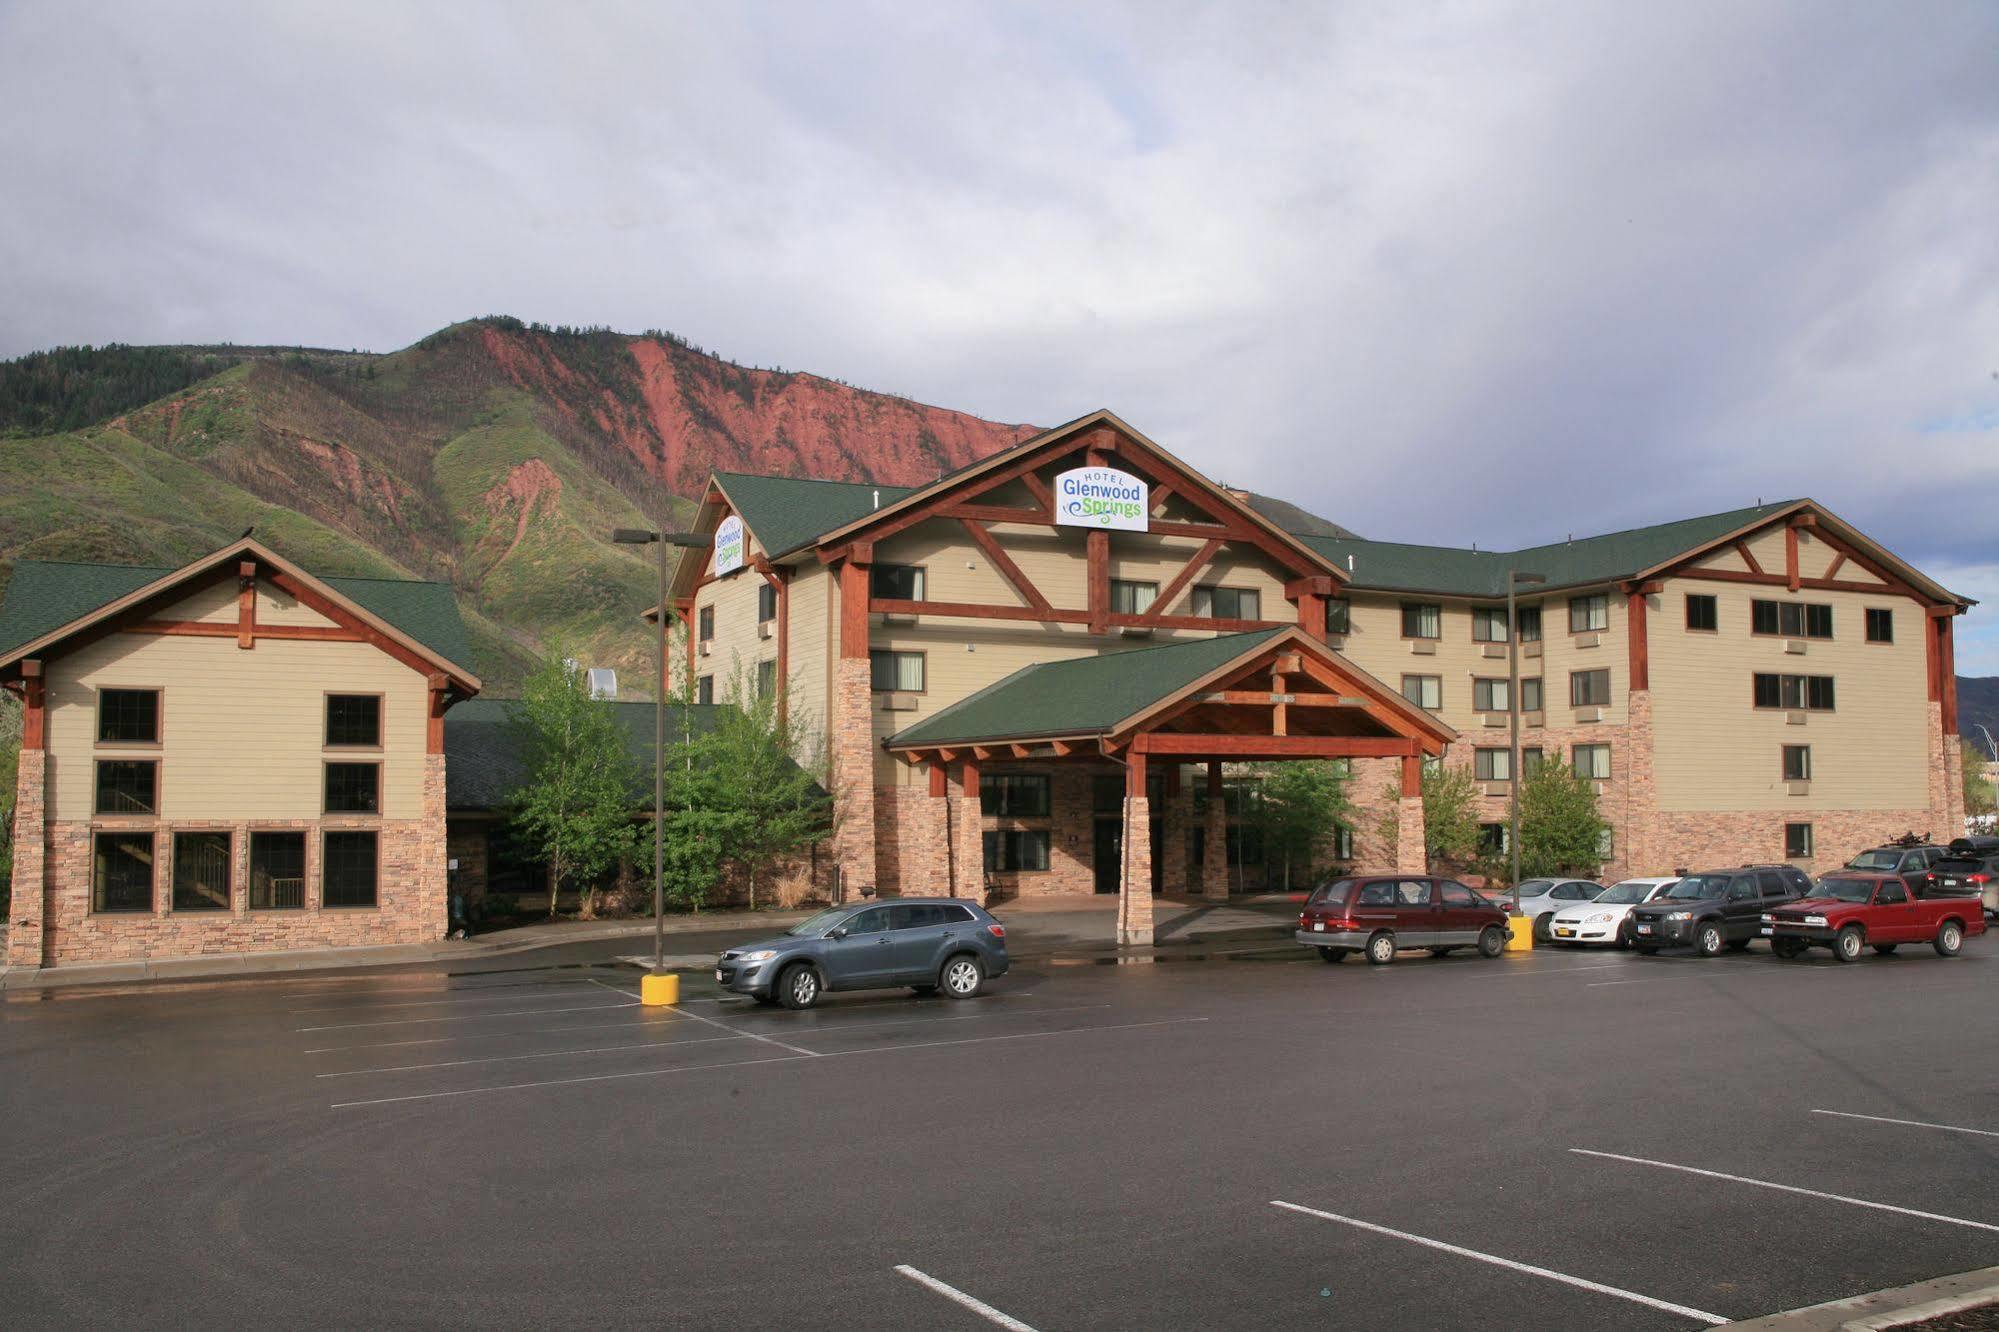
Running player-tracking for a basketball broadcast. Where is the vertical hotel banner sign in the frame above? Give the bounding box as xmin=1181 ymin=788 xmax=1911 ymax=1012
xmin=712 ymin=515 xmax=746 ymax=575
xmin=1053 ymin=466 xmax=1150 ymax=532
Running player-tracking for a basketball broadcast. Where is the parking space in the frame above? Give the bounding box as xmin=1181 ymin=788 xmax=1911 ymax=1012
xmin=2 ymin=937 xmax=1995 ymax=1328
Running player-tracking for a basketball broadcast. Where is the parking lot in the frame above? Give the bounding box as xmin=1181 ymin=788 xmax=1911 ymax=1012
xmin=3 ymin=933 xmax=1996 ymax=1329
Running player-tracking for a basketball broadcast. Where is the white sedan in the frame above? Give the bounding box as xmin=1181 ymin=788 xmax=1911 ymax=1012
xmin=1547 ymin=878 xmax=1680 ymax=947
xmin=1514 ymin=878 xmax=1606 ymax=941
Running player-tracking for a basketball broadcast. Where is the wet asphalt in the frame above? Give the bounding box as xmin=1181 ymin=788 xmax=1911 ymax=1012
xmin=3 ymin=929 xmax=1996 ymax=1329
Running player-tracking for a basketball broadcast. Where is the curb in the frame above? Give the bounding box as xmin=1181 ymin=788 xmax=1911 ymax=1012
xmin=1728 ymin=1265 xmax=1999 ymax=1330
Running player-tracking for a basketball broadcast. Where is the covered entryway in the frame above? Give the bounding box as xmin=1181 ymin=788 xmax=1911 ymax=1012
xmin=886 ymin=627 xmax=1456 ymax=944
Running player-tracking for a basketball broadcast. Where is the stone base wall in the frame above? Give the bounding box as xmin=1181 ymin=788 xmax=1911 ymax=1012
xmin=1116 ymin=795 xmax=1154 ymax=943
xmin=829 ymin=659 xmax=878 ymax=895
xmin=1651 ymin=808 xmax=1935 ymax=878
xmin=6 ymin=748 xmax=48 ymax=968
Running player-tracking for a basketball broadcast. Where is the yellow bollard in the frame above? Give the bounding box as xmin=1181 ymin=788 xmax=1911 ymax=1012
xmin=1505 ymin=916 xmax=1534 ymax=952
xmin=640 ymin=972 xmax=680 ymax=1006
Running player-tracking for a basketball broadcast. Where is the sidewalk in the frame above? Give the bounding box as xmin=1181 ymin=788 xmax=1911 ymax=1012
xmin=1727 ymin=1264 xmax=1999 ymax=1330
xmin=0 ymin=895 xmax=1301 ymax=992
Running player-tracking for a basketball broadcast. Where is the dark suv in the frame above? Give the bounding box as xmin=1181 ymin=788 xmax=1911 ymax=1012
xmin=1296 ymin=875 xmax=1510 ymax=965
xmin=1930 ymin=837 xmax=1999 ymax=919
xmin=1627 ymin=865 xmax=1812 ymax=956
xmin=1844 ymin=842 xmax=1948 ymax=894
xmin=715 ymin=898 xmax=1008 ymax=1010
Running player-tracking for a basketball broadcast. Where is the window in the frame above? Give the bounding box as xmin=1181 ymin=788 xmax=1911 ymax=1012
xmin=756 ymin=659 xmax=777 ymax=699
xmin=1784 ymin=822 xmax=1813 ymax=859
xmin=846 ymin=906 xmax=890 ymax=934
xmin=1331 ymin=825 xmax=1355 ymax=860
xmin=1521 ymin=747 xmax=1546 ymax=776
xmin=322 ymin=830 xmax=379 ymax=908
xmin=1357 ymin=881 xmax=1395 ymax=905
xmin=1471 ymin=607 xmax=1510 ymax=642
xmin=1865 ymin=608 xmax=1894 ymax=644
xmin=1782 ymin=745 xmax=1811 ymax=781
xmin=870 ymin=650 xmax=925 ymax=692
xmin=1326 ymin=598 xmax=1351 ymax=635
xmin=1877 ymin=881 xmax=1908 ymax=905
xmin=697 ymin=605 xmax=714 ymax=642
xmin=1401 ymin=602 xmax=1441 ymax=639
xmin=1569 ymin=595 xmax=1608 ymax=633
xmin=757 ymin=583 xmax=777 ymax=623
xmin=1570 ymin=669 xmax=1611 ymax=707
xmin=249 ymin=832 xmax=306 ymax=909
xmin=1751 ymin=600 xmax=1833 ymax=639
xmin=97 ymin=688 xmax=159 ymax=743
xmin=1478 ymin=823 xmax=1509 ymax=855
xmin=324 ymin=763 xmax=381 ymax=814
xmin=1108 ymin=579 xmax=1158 ymax=615
xmin=172 ymin=831 xmax=231 ymax=912
xmin=1753 ymin=673 xmax=1835 ymax=711
xmin=325 ymin=694 xmax=381 ymax=747
xmin=981 ymin=774 xmax=1050 ymax=818
xmin=95 ymin=759 xmax=158 ymax=815
xmin=1521 ymin=678 xmax=1544 ymax=712
xmin=1401 ymin=675 xmax=1442 ymax=710
xmin=871 ymin=563 xmax=925 ymax=601
xmin=1472 ymin=678 xmax=1510 ymax=712
xmin=1193 ymin=586 xmax=1260 ymax=621
xmin=1474 ymin=748 xmax=1512 ymax=782
xmin=695 ymin=674 xmax=714 ymax=705
xmin=1440 ymin=881 xmax=1480 ymax=907
xmin=983 ymin=829 xmax=1050 ymax=872
xmin=1685 ymin=594 xmax=1718 ymax=632
xmin=1572 ymin=744 xmax=1611 ymax=780
xmin=92 ymin=831 xmax=154 ymax=913
xmin=1596 ymin=827 xmax=1614 ymax=859
xmin=1516 ymin=606 xmax=1542 ymax=643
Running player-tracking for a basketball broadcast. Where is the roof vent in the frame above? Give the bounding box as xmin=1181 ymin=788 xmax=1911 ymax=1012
xmin=586 ymin=668 xmax=618 ymax=700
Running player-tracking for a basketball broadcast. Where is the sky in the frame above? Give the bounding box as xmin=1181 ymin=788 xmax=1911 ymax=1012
xmin=3 ymin=0 xmax=1997 ymax=671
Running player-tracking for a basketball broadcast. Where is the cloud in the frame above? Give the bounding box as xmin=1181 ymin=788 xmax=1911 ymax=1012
xmin=2 ymin=0 xmax=1996 ymax=592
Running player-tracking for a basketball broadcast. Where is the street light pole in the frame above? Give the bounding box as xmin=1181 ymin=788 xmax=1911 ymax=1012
xmin=1506 ymin=570 xmax=1546 ymax=913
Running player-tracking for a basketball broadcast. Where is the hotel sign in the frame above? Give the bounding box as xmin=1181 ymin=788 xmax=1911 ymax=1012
xmin=712 ymin=515 xmax=746 ymax=575
xmin=1054 ymin=466 xmax=1149 ymax=532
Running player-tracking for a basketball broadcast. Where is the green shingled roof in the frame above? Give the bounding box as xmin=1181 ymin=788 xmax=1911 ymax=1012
xmin=1300 ymin=501 xmax=1802 ymax=597
xmin=887 ymin=628 xmax=1290 ymax=748
xmin=442 ymin=696 xmax=737 ymax=810
xmin=713 ymin=473 xmax=918 ymax=560
xmin=0 ymin=558 xmax=477 ymax=674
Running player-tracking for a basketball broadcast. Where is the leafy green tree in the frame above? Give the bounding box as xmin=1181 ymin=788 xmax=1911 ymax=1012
xmin=1374 ymin=761 xmax=1481 ymax=872
xmin=1251 ymin=760 xmax=1354 ymax=890
xmin=1517 ymin=756 xmax=1611 ymax=878
xmin=705 ymin=662 xmax=831 ymax=909
xmin=505 ymin=649 xmax=640 ymax=919
xmin=1963 ymin=738 xmax=1996 ymax=820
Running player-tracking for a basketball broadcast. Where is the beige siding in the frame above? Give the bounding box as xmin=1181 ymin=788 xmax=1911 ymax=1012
xmin=45 ymin=631 xmax=430 ymax=821
xmin=690 ymin=524 xmax=778 ymax=706
xmin=1650 ymin=578 xmax=1928 ymax=810
xmin=138 ymin=581 xmax=339 ymax=628
xmin=257 ymin=583 xmax=340 ymax=626
xmin=787 ymin=564 xmax=832 ymax=738
xmin=1743 ymin=526 xmax=1788 ymax=574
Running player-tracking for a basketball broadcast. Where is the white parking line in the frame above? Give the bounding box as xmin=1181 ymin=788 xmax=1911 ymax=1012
xmin=588 ymin=978 xmax=819 ymax=1057
xmin=316 ymin=1032 xmax=749 ymax=1077
xmin=1269 ymin=1201 xmax=1727 ymax=1324
xmin=1569 ymin=1150 xmax=1999 ymax=1234
xmin=288 ymin=986 xmax=596 ymax=1013
xmin=894 ymin=1265 xmax=1038 ymax=1331
xmin=294 ymin=1001 xmax=635 ymax=1032
xmin=304 ymin=1014 xmax=685 ymax=1053
xmin=1811 ymin=1109 xmax=1999 ymax=1140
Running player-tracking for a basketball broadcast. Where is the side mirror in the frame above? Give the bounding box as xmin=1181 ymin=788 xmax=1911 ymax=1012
xmin=829 ymin=927 xmax=848 ymax=940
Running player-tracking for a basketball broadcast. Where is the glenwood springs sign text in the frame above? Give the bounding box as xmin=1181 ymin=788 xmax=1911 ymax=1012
xmin=1054 ymin=466 xmax=1150 ymax=531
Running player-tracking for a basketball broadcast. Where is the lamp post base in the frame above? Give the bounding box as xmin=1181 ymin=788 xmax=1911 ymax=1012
xmin=640 ymin=972 xmax=680 ymax=1006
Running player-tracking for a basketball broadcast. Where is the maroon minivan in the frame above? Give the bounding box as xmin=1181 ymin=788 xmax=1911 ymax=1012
xmin=1296 ymin=875 xmax=1510 ymax=965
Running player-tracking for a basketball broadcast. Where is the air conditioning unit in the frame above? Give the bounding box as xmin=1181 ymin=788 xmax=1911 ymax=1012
xmin=1524 ymin=711 xmax=1546 ymax=729
xmin=1576 ymin=632 xmax=1602 ymax=649
xmin=1410 ymin=639 xmax=1438 ymax=656
xmin=1575 ymin=706 xmax=1604 ymax=722
xmin=1483 ymin=783 xmax=1511 ymax=798
xmin=1786 ymin=710 xmax=1807 ymax=726
xmin=1786 ymin=780 xmax=1810 ymax=796
xmin=876 ymin=612 xmax=917 ymax=627
xmin=698 ymin=640 xmax=712 ymax=657
xmin=1481 ymin=644 xmax=1506 ymax=659
xmin=1784 ymin=639 xmax=1806 ymax=654
xmin=1482 ymin=714 xmax=1506 ymax=728
xmin=758 ymin=621 xmax=774 ymax=640
xmin=1523 ymin=641 xmax=1543 ymax=659
xmin=1323 ymin=634 xmax=1347 ymax=652
xmin=878 ymin=693 xmax=920 ymax=712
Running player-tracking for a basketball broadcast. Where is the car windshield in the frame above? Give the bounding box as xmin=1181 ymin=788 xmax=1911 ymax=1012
xmin=1846 ymin=850 xmax=1902 ymax=870
xmin=1596 ymin=881 xmax=1660 ymax=905
xmin=1813 ymin=878 xmax=1877 ymax=903
xmin=785 ymin=907 xmax=853 ymax=937
xmin=1663 ymin=874 xmax=1729 ymax=901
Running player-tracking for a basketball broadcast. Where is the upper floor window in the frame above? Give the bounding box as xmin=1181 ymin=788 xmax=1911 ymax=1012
xmin=1521 ymin=746 xmax=1546 ymax=776
xmin=1110 ymin=579 xmax=1158 ymax=615
xmin=981 ymin=773 xmax=1050 ymax=818
xmin=1331 ymin=824 xmax=1355 ymax=860
xmin=870 ymin=649 xmax=925 ymax=693
xmin=1570 ymin=669 xmax=1611 ymax=707
xmin=1572 ymin=743 xmax=1611 ymax=780
xmin=1474 ymin=748 xmax=1512 ymax=781
xmin=871 ymin=564 xmax=925 ymax=601
xmin=1401 ymin=602 xmax=1441 ymax=639
xmin=1865 ymin=608 xmax=1894 ymax=644
xmin=1326 ymin=598 xmax=1351 ymax=635
xmin=1754 ymin=673 xmax=1835 ymax=711
xmin=1401 ymin=674 xmax=1442 ymax=711
xmin=1516 ymin=606 xmax=1542 ymax=642
xmin=697 ymin=606 xmax=715 ymax=642
xmin=325 ymin=762 xmax=381 ymax=815
xmin=695 ymin=674 xmax=715 ymax=705
xmin=757 ymin=583 xmax=777 ymax=623
xmin=755 ymin=659 xmax=777 ymax=699
xmin=95 ymin=759 xmax=158 ymax=816
xmin=1521 ymin=677 xmax=1545 ymax=712
xmin=1685 ymin=594 xmax=1718 ymax=632
xmin=1471 ymin=607 xmax=1510 ymax=642
xmin=1193 ymin=586 xmax=1260 ymax=621
xmin=1569 ymin=595 xmax=1609 ymax=633
xmin=1472 ymin=678 xmax=1510 ymax=712
xmin=1782 ymin=744 xmax=1811 ymax=781
xmin=326 ymin=694 xmax=381 ymax=747
xmin=97 ymin=688 xmax=160 ymax=744
xmin=1751 ymin=600 xmax=1832 ymax=639
xmin=1784 ymin=822 xmax=1814 ymax=859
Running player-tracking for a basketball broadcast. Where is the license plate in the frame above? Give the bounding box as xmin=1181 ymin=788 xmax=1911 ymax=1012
xmin=1760 ymin=927 xmax=1773 ymax=935
xmin=715 ymin=969 xmax=725 ymax=982
xmin=1943 ymin=879 xmax=1959 ymax=888
xmin=1313 ymin=922 xmax=1325 ymax=931
xmin=1555 ymin=928 xmax=1574 ymax=937
xmin=1637 ymin=924 xmax=1652 ymax=935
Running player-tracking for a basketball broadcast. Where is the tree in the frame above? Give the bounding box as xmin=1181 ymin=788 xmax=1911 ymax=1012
xmin=704 ymin=663 xmax=831 ymax=909
xmin=1964 ymin=738 xmax=1997 ymax=822
xmin=505 ymin=650 xmax=640 ymax=919
xmin=1379 ymin=761 xmax=1482 ymax=872
xmin=1250 ymin=761 xmax=1354 ymax=890
xmin=1516 ymin=756 xmax=1611 ymax=879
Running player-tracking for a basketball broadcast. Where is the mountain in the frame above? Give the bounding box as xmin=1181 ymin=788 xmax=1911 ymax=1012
xmin=1962 ymin=676 xmax=1999 ymax=755
xmin=0 ymin=318 xmax=1038 ymax=688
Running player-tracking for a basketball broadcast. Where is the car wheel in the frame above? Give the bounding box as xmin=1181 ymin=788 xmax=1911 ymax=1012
xmin=1533 ymin=913 xmax=1554 ymax=942
xmin=1772 ymin=937 xmax=1807 ymax=960
xmin=1695 ymin=922 xmax=1727 ymax=957
xmin=1316 ymin=947 xmax=1348 ymax=964
xmin=940 ymin=953 xmax=984 ymax=999
xmin=777 ymin=962 xmax=821 ymax=1010
xmin=1833 ymin=925 xmax=1864 ymax=964
xmin=1934 ymin=920 xmax=1964 ymax=958
xmin=1365 ymin=932 xmax=1397 ymax=965
xmin=1476 ymin=925 xmax=1506 ymax=958
xmin=1871 ymin=944 xmax=1898 ymax=956
xmin=1617 ymin=919 xmax=1635 ymax=949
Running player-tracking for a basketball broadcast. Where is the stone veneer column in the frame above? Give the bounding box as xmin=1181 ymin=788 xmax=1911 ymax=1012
xmin=949 ymin=792 xmax=986 ymax=904
xmin=1160 ymin=784 xmax=1193 ymax=896
xmin=6 ymin=748 xmax=47 ymax=969
xmin=829 ymin=659 xmax=878 ymax=896
xmin=1941 ymin=708 xmax=1966 ymax=837
xmin=421 ymin=754 xmax=449 ymax=938
xmin=1203 ymin=794 xmax=1228 ymax=901
xmin=1623 ymin=690 xmax=1658 ymax=878
xmin=1395 ymin=796 xmax=1428 ymax=874
xmin=1117 ymin=795 xmax=1154 ymax=945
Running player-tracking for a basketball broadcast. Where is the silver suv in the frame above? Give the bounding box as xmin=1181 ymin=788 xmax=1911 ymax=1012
xmin=715 ymin=898 xmax=1009 ymax=1010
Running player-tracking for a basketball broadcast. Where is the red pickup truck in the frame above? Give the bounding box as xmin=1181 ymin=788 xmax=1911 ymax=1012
xmin=1762 ymin=871 xmax=1985 ymax=962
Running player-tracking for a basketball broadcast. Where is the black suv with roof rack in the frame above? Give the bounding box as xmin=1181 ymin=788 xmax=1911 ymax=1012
xmin=1931 ymin=836 xmax=1999 ymax=920
xmin=1843 ymin=835 xmax=1949 ymax=894
xmin=1626 ymin=864 xmax=1813 ymax=956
